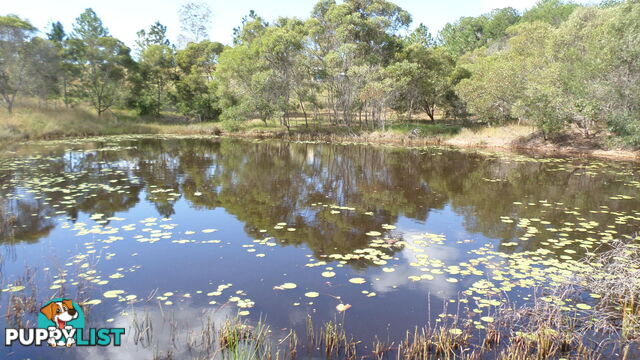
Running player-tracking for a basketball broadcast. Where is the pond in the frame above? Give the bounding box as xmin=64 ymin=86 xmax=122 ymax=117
xmin=0 ymin=135 xmax=639 ymax=358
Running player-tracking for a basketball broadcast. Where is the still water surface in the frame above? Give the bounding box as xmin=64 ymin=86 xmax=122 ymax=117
xmin=0 ymin=136 xmax=639 ymax=358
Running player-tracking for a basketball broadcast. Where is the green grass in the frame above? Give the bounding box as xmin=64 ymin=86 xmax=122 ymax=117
xmin=387 ymin=122 xmax=462 ymax=136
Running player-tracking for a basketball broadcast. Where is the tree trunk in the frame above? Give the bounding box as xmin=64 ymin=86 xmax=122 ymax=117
xmin=63 ymin=77 xmax=69 ymax=108
xmin=299 ymin=98 xmax=308 ymax=128
xmin=424 ymin=102 xmax=435 ymax=121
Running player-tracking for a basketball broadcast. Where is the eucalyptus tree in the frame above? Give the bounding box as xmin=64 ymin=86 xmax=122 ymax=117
xmin=135 ymin=21 xmax=171 ymax=55
xmin=69 ymin=9 xmax=134 ymax=117
xmin=46 ymin=21 xmax=78 ymax=107
xmin=136 ymin=44 xmax=175 ymax=116
xmin=177 ymin=2 xmax=212 ymax=48
xmin=439 ymin=7 xmax=520 ymax=57
xmin=0 ymin=15 xmax=36 ymax=113
xmin=130 ymin=21 xmax=175 ymax=116
xmin=456 ymin=22 xmax=555 ymax=127
xmin=600 ymin=0 xmax=640 ymax=146
xmin=258 ymin=18 xmax=307 ymax=130
xmin=305 ymin=0 xmax=411 ymax=127
xmin=549 ymin=3 xmax=639 ymax=139
xmin=385 ymin=60 xmax=421 ymax=121
xmin=394 ymin=36 xmax=456 ymax=121
xmin=28 ymin=37 xmax=61 ymax=106
xmin=455 ymin=1 xmax=640 ymax=142
xmin=521 ymin=0 xmax=581 ymax=26
xmin=175 ymin=40 xmax=225 ymax=120
xmin=217 ymin=14 xmax=276 ymax=125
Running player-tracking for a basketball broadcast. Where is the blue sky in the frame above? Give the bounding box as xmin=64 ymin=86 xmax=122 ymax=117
xmin=5 ymin=0 xmax=594 ymax=47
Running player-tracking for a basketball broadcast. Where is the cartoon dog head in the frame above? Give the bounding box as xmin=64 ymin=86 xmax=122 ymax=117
xmin=40 ymin=299 xmax=78 ymax=329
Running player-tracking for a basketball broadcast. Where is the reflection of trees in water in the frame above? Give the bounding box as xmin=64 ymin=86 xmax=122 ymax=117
xmin=423 ymin=155 xmax=640 ymax=255
xmin=0 ymin=199 xmax=14 ymax=241
xmin=0 ymin=197 xmax=55 ymax=244
xmin=1 ymin=138 xmax=639 ymax=258
xmin=206 ymin=142 xmax=447 ymax=260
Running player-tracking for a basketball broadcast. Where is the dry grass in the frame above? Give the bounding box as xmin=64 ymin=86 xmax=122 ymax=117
xmin=0 ymin=105 xmax=228 ymax=147
xmin=445 ymin=124 xmax=537 ymax=148
xmin=4 ymin=266 xmax=38 ymax=329
xmin=145 ymin=123 xmax=222 ymax=136
xmin=490 ymin=238 xmax=640 ymax=360
xmin=0 ymin=106 xmax=154 ymax=143
xmin=3 ymin=104 xmax=637 ymax=161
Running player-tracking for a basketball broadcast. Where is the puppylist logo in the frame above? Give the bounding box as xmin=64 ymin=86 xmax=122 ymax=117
xmin=5 ymin=298 xmax=125 ymax=347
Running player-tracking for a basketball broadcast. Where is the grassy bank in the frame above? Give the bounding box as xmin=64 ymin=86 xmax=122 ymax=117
xmin=1 ymin=107 xmax=638 ymax=161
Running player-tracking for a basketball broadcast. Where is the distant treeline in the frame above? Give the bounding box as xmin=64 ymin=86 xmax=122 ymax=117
xmin=1 ymin=0 xmax=638 ymax=146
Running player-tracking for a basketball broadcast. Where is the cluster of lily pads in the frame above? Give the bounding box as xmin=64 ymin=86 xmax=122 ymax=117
xmin=1 ymin=137 xmax=639 ymax=338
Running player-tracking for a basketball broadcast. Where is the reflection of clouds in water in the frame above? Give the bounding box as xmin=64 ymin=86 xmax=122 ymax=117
xmin=289 ymin=305 xmax=315 ymax=327
xmin=76 ymin=303 xmax=234 ymax=360
xmin=370 ymin=231 xmax=461 ymax=300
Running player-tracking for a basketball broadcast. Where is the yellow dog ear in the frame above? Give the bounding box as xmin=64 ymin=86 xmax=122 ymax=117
xmin=40 ymin=303 xmax=56 ymax=321
xmin=62 ymin=299 xmax=74 ymax=310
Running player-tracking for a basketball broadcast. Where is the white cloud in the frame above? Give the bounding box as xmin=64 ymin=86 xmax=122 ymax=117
xmin=77 ymin=303 xmax=234 ymax=359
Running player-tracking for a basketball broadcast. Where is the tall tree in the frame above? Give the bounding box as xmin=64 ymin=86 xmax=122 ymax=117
xmin=306 ymin=0 xmax=411 ymax=126
xmin=71 ymin=8 xmax=109 ymax=39
xmin=177 ymin=2 xmax=212 ymax=48
xmin=136 ymin=44 xmax=175 ymax=115
xmin=0 ymin=15 xmax=36 ymax=113
xmin=216 ymin=14 xmax=273 ymax=124
xmin=28 ymin=37 xmax=60 ymax=106
xmin=46 ymin=21 xmax=79 ymax=107
xmin=521 ymin=0 xmax=581 ymax=26
xmin=70 ymin=9 xmax=133 ymax=116
xmin=47 ymin=21 xmax=65 ymax=43
xmin=439 ymin=8 xmax=520 ymax=57
xmin=135 ymin=21 xmax=171 ymax=55
xmin=175 ymin=40 xmax=225 ymax=120
xmin=405 ymin=23 xmax=436 ymax=48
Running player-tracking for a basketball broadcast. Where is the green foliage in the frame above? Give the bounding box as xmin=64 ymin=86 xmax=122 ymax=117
xmin=135 ymin=21 xmax=171 ymax=56
xmin=439 ymin=7 xmax=520 ymax=57
xmin=46 ymin=22 xmax=65 ymax=43
xmin=521 ymin=0 xmax=581 ymax=26
xmin=71 ymin=8 xmax=108 ymax=39
xmin=69 ymin=9 xmax=133 ymax=116
xmin=174 ymin=40 xmax=225 ymax=120
xmin=0 ymin=14 xmax=36 ymax=31
xmin=0 ymin=15 xmax=37 ymax=112
xmin=133 ymin=44 xmax=175 ymax=115
xmin=217 ymin=15 xmax=307 ymax=128
xmin=405 ymin=23 xmax=436 ymax=48
xmin=456 ymin=1 xmax=640 ymax=145
xmin=45 ymin=21 xmax=82 ymax=107
xmin=394 ymin=45 xmax=457 ymax=120
xmin=2 ymin=0 xmax=639 ymax=149
xmin=608 ymin=116 xmax=640 ymax=148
